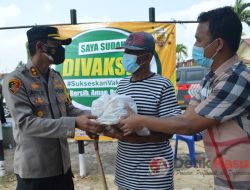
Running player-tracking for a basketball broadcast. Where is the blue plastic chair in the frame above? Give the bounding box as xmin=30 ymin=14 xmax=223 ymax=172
xmin=174 ymin=133 xmax=203 ymax=167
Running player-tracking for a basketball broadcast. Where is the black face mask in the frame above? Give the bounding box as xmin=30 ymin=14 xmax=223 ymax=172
xmin=44 ymin=45 xmax=65 ymax=65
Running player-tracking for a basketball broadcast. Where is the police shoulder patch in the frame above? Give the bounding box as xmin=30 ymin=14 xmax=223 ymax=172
xmin=8 ymin=78 xmax=21 ymax=94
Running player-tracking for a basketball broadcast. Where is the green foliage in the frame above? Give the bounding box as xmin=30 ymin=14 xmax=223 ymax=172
xmin=16 ymin=61 xmax=26 ymax=69
xmin=176 ymin=43 xmax=188 ymax=63
xmin=232 ymin=0 xmax=250 ymax=27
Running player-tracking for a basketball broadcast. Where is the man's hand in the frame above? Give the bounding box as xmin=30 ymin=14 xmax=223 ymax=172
xmin=76 ymin=115 xmax=103 ymax=134
xmin=119 ymin=106 xmax=144 ymax=136
xmin=103 ymin=125 xmax=124 ymax=139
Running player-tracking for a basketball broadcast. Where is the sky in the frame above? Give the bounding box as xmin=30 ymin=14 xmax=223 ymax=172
xmin=0 ymin=0 xmax=249 ymax=73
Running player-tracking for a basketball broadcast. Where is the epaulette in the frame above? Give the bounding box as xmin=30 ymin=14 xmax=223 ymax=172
xmin=52 ymin=69 xmax=63 ymax=79
xmin=52 ymin=69 xmax=61 ymax=75
xmin=16 ymin=65 xmax=29 ymax=74
xmin=51 ymin=69 xmax=72 ymax=103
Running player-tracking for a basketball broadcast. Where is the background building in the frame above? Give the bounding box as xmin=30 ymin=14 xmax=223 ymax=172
xmin=238 ymin=38 xmax=250 ymax=65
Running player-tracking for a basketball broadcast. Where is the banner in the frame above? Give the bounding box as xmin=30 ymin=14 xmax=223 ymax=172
xmin=56 ymin=22 xmax=176 ymax=140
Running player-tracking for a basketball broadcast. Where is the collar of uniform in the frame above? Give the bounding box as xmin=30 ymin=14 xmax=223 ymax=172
xmin=50 ymin=69 xmax=56 ymax=78
xmin=26 ymin=62 xmax=54 ymax=78
xmin=214 ymin=54 xmax=240 ymax=76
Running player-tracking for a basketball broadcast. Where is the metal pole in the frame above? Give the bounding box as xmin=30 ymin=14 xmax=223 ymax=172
xmin=0 ymin=21 xmax=198 ymax=31
xmin=149 ymin=7 xmax=155 ymax=22
xmin=78 ymin=140 xmax=86 ymax=177
xmin=69 ymin=9 xmax=87 ymax=177
xmin=0 ymin=122 xmax=5 ymax=176
xmin=70 ymin=9 xmax=77 ymax=25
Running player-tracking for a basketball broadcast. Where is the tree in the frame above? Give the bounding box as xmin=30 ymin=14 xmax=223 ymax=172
xmin=176 ymin=43 xmax=188 ymax=63
xmin=232 ymin=0 xmax=250 ymax=27
xmin=25 ymin=41 xmax=31 ymax=62
xmin=16 ymin=61 xmax=26 ymax=69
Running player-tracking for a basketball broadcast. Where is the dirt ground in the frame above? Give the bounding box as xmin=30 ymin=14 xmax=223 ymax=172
xmin=0 ymin=139 xmax=214 ymax=190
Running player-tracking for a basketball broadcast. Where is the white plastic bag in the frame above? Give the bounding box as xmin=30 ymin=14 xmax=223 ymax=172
xmin=91 ymin=94 xmax=150 ymax=136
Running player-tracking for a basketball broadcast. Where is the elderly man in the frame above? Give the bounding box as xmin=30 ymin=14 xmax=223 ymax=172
xmin=105 ymin=31 xmax=181 ymax=190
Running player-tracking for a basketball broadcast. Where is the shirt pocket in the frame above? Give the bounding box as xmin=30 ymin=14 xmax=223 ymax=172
xmin=55 ymin=92 xmax=68 ymax=116
xmin=29 ymin=95 xmax=50 ymax=118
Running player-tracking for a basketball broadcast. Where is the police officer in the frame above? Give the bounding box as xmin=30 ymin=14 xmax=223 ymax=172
xmin=3 ymin=26 xmax=102 ymax=190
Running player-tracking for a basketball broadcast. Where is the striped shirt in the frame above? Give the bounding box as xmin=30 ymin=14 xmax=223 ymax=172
xmin=115 ymin=73 xmax=181 ymax=190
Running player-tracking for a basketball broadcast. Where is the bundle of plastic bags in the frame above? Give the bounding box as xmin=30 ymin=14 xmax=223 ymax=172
xmin=91 ymin=94 xmax=150 ymax=136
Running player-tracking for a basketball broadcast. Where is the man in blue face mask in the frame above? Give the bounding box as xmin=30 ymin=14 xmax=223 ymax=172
xmin=105 ymin=32 xmax=181 ymax=190
xmin=192 ymin=39 xmax=219 ymax=68
xmin=191 ymin=9 xmax=236 ymax=70
xmin=118 ymin=32 xmax=155 ymax=75
xmin=120 ymin=7 xmax=250 ymax=190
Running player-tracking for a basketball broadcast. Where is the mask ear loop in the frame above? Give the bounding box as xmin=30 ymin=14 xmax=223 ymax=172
xmin=136 ymin=52 xmax=149 ymax=65
xmin=205 ymin=39 xmax=222 ymax=60
xmin=204 ymin=39 xmax=218 ymax=50
xmin=137 ymin=52 xmax=151 ymax=59
xmin=41 ymin=43 xmax=54 ymax=62
xmin=210 ymin=50 xmax=218 ymax=60
xmin=136 ymin=52 xmax=152 ymax=66
xmin=41 ymin=43 xmax=49 ymax=53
